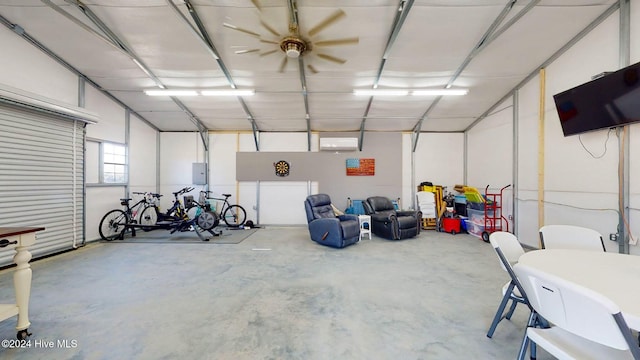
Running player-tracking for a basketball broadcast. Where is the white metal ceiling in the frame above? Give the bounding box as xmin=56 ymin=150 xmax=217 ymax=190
xmin=0 ymin=0 xmax=619 ymax=138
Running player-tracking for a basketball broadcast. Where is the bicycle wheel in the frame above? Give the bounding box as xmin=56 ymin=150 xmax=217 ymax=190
xmin=99 ymin=209 xmax=129 ymax=241
xmin=223 ymin=205 xmax=246 ymax=227
xmin=139 ymin=206 xmax=158 ymax=231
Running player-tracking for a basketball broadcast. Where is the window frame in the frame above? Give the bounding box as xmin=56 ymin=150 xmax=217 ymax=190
xmin=98 ymin=140 xmax=129 ymax=185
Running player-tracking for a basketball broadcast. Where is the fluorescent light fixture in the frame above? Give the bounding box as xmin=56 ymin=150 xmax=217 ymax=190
xmin=353 ymin=89 xmax=409 ymax=96
xmin=412 ymin=89 xmax=468 ymax=96
xmin=353 ymin=89 xmax=468 ymax=96
xmin=144 ymin=90 xmax=199 ymax=96
xmin=144 ymin=89 xmax=255 ymax=97
xmin=200 ymin=89 xmax=255 ymax=96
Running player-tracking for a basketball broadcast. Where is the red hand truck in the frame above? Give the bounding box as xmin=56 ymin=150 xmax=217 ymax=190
xmin=481 ymin=184 xmax=511 ymax=242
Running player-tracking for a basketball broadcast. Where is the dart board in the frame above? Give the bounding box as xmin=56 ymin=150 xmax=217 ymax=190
xmin=274 ymin=160 xmax=290 ymax=177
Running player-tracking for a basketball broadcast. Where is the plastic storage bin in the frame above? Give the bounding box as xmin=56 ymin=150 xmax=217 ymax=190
xmin=466 ymin=207 xmax=494 ymax=222
xmin=466 ymin=220 xmax=485 ymax=239
xmin=467 ymin=208 xmax=484 ymax=223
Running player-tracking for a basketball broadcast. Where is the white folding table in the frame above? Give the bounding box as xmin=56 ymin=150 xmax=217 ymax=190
xmin=518 ymin=249 xmax=640 ymax=330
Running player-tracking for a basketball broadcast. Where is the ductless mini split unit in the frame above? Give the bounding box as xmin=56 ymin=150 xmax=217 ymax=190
xmin=319 ymin=137 xmax=359 ymax=151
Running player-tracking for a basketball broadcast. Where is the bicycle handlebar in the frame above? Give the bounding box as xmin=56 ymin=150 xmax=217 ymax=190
xmin=172 ymin=187 xmax=194 ymax=196
xmin=132 ymin=191 xmax=163 ymax=199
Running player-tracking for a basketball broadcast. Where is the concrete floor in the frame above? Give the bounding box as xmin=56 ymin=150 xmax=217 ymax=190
xmin=0 ymin=226 xmax=553 ymax=360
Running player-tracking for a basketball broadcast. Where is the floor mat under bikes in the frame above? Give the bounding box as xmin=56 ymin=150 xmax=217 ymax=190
xmin=101 ymin=227 xmax=258 ymax=244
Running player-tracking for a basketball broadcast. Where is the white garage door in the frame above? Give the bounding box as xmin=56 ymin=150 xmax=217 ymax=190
xmin=0 ymin=94 xmax=94 ymax=266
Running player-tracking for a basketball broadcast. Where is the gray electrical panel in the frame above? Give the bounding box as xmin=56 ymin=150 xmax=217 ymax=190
xmin=192 ymin=163 xmax=207 ymax=185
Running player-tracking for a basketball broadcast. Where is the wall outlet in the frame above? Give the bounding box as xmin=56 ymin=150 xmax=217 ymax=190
xmin=609 ymin=233 xmax=618 ymax=241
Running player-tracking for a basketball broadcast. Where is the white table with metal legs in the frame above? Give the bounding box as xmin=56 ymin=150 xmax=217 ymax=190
xmin=0 ymin=226 xmax=44 ymax=339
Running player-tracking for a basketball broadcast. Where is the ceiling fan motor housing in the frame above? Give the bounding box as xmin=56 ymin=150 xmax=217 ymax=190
xmin=280 ymin=36 xmax=307 ymax=58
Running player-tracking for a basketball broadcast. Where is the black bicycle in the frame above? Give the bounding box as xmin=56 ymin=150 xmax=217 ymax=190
xmin=201 ymin=191 xmax=247 ymax=227
xmin=98 ymin=192 xmax=159 ymax=241
xmin=138 ymin=187 xmax=193 ymax=228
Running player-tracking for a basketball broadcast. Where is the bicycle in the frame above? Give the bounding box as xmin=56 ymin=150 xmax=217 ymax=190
xmin=98 ymin=192 xmax=159 ymax=241
xmin=139 ymin=187 xmax=193 ymax=228
xmin=201 ymin=191 xmax=247 ymax=227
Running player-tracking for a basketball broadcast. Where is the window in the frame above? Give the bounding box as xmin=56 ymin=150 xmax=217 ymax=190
xmin=102 ymin=142 xmax=127 ymax=184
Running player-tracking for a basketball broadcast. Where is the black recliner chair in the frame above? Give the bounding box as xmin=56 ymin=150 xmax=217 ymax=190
xmin=363 ymin=196 xmax=422 ymax=240
xmin=304 ymin=194 xmax=360 ymax=248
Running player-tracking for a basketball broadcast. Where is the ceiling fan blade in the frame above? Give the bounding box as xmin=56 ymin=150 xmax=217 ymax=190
xmin=278 ymin=57 xmax=288 ymax=73
xmin=307 ymin=64 xmax=319 ymax=74
xmin=260 ymin=39 xmax=280 ymax=45
xmin=223 ymin=23 xmax=261 ymax=38
xmin=250 ymin=0 xmax=262 ymax=12
xmin=314 ymin=37 xmax=359 ymax=47
xmin=316 ymin=53 xmax=347 ymax=64
xmin=260 ymin=20 xmax=281 ymax=37
xmin=308 ymin=9 xmax=346 ymax=37
xmin=260 ymin=49 xmax=279 ymax=57
xmin=235 ymin=49 xmax=260 ymax=55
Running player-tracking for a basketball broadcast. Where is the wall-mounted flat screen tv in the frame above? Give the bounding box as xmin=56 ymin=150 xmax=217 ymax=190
xmin=553 ymin=60 xmax=640 ymax=137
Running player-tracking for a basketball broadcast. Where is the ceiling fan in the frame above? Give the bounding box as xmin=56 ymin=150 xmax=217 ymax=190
xmin=223 ymin=0 xmax=359 ymax=73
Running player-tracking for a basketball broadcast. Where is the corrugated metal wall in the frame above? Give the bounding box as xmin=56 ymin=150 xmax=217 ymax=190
xmin=0 ymin=105 xmax=84 ymax=266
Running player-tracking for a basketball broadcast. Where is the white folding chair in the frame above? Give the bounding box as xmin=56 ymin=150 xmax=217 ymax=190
xmin=539 ymin=224 xmax=606 ymax=252
xmin=514 ymin=263 xmax=640 ymax=360
xmin=486 ymin=232 xmax=528 ymax=338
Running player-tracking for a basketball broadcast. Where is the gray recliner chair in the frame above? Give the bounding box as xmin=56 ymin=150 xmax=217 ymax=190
xmin=304 ymin=194 xmax=360 ymax=248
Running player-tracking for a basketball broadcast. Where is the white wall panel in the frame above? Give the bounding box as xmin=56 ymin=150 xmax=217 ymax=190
xmin=238 ymin=181 xmax=257 ymax=225
xmin=515 ymin=79 xmax=541 ymax=194
xmin=259 ymin=132 xmax=308 ymax=151
xmin=513 ymin=11 xmax=621 ymax=248
xmin=402 ymin=133 xmax=413 ymax=210
xmin=543 ymin=190 xmax=619 ymax=251
xmin=0 ymin=26 xmax=77 ymax=105
xmin=86 ymin=140 xmax=99 ymax=184
xmin=209 ymin=133 xmax=247 ymax=225
xmin=129 ymin=114 xmax=158 ymax=193
xmin=259 ymin=181 xmax=308 ymax=225
xmin=467 ymin=98 xmax=514 ymax=190
xmin=466 ymin=98 xmax=514 ymax=233
xmin=516 ymin=190 xmax=540 ymax=247
xmin=84 ymin=86 xmax=125 ymax=143
xmin=243 ymin=132 xmax=309 ymax=226
xmin=629 ymin=3 xmax=640 ymax=251
xmin=630 ymin=0 xmax=640 ymax=64
xmin=159 ymin=132 xmax=203 ymax=209
xmin=414 ymin=132 xmax=465 ymax=193
xmin=631 ymin=124 xmax=640 ymax=248
xmin=211 ymin=132 xmax=319 ymax=225
xmin=239 ymin=132 xmax=257 ymax=152
xmin=210 ymin=133 xmax=239 ymax=187
xmin=86 ymin=186 xmax=126 ymax=241
xmin=541 ymin=13 xmax=619 ymax=246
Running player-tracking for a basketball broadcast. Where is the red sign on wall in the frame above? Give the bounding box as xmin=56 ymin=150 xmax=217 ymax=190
xmin=346 ymin=158 xmax=375 ymax=176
